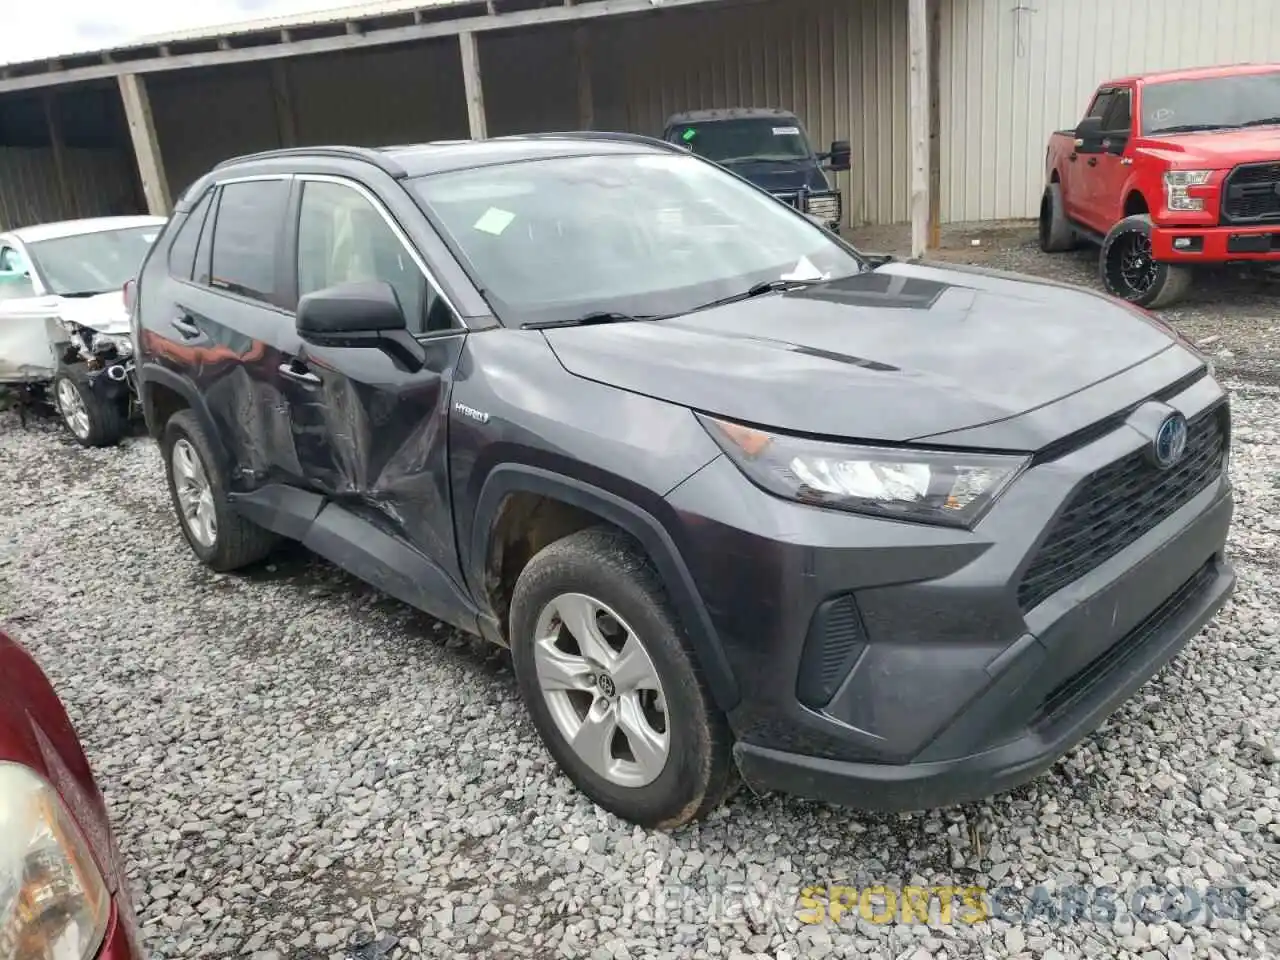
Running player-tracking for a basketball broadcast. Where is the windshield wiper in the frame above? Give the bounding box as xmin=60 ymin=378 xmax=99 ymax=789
xmin=685 ymin=278 xmax=822 ymax=315
xmin=1238 ymin=116 xmax=1280 ymax=128
xmin=1149 ymin=123 xmax=1236 ymax=134
xmin=522 ymin=311 xmax=662 ymax=331
xmin=58 ymin=290 xmax=113 ymax=298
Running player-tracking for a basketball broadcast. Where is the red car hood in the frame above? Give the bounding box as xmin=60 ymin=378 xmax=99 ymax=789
xmin=1139 ymin=126 xmax=1280 ymax=166
xmin=0 ymin=630 xmax=126 ymax=897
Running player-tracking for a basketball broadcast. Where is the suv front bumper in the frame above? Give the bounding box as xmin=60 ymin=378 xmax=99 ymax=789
xmin=664 ymin=378 xmax=1235 ymax=812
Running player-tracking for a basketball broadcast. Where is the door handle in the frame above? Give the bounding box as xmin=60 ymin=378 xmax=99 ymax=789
xmin=1087 ymin=157 xmax=1098 ymax=167
xmin=171 ymin=316 xmax=201 ymax=339
xmin=279 ymin=360 xmax=321 ymax=385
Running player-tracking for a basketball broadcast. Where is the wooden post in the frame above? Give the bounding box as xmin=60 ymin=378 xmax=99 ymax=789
xmin=908 ymin=0 xmax=929 ymax=258
xmin=117 ymin=73 xmax=171 ymax=216
xmin=459 ymin=31 xmax=488 ymax=140
xmin=574 ymin=26 xmax=594 ymax=129
xmin=927 ymin=0 xmax=941 ymax=250
xmin=42 ymin=90 xmax=74 ymax=216
xmin=270 ymin=61 xmax=298 ymax=147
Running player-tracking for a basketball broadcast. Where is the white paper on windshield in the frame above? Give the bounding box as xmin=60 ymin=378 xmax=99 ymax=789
xmin=473 ymin=207 xmax=516 ymax=236
xmin=773 ymin=126 xmax=801 ymax=136
xmin=142 ymin=233 xmax=159 ymax=243
xmin=781 ymin=256 xmax=828 ymax=283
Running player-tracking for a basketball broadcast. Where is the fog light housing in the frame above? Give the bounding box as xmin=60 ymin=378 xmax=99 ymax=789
xmin=1172 ymin=236 xmax=1204 ymax=253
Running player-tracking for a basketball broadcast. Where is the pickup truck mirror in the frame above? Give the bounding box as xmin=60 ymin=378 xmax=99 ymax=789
xmin=1074 ymin=116 xmax=1105 ymax=152
xmin=825 ymin=140 xmax=852 ymax=172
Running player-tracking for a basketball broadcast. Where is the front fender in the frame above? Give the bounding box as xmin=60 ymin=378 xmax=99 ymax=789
xmin=470 ymin=463 xmax=740 ymax=712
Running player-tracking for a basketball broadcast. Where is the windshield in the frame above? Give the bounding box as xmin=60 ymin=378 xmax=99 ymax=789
xmin=673 ymin=118 xmax=813 ymax=163
xmin=409 ymin=152 xmax=864 ymax=326
xmin=1142 ymin=70 xmax=1280 ymax=134
xmin=25 ymin=226 xmax=160 ymax=297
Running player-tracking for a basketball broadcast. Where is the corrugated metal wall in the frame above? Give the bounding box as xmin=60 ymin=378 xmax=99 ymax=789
xmin=0 ymin=147 xmax=138 ymax=229
xmin=592 ymin=0 xmax=911 ymax=227
xmin=941 ymin=0 xmax=1280 ymax=223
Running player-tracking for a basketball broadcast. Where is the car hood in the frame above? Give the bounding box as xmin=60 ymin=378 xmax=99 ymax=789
xmin=1139 ymin=126 xmax=1280 ymax=166
xmin=718 ymin=159 xmax=831 ymax=193
xmin=543 ymin=260 xmax=1186 ymax=447
xmin=55 ymin=291 xmax=131 ymax=335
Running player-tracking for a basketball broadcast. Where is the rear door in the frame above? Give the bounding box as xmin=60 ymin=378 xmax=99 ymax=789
xmin=284 ymin=174 xmax=467 ymax=577
xmin=168 ymin=174 xmax=308 ymax=487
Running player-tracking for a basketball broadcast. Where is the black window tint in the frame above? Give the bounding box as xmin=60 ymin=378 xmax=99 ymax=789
xmin=209 ymin=179 xmax=289 ymax=303
xmin=1103 ymin=90 xmax=1132 ymax=133
xmin=166 ymin=191 xmax=213 ymax=280
xmin=1086 ymin=91 xmax=1115 ymax=120
xmin=297 ymin=180 xmax=440 ymax=334
xmin=194 ymin=189 xmax=219 ymax=286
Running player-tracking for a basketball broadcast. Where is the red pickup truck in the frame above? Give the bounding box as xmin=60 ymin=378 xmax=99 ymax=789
xmin=1041 ymin=63 xmax=1280 ymax=308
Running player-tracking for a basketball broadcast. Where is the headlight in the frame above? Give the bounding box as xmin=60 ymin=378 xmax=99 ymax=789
xmin=1163 ymin=170 xmax=1213 ymax=212
xmin=0 ymin=763 xmax=110 ymax=960
xmin=805 ymin=193 xmax=841 ymax=224
xmin=699 ymin=415 xmax=1029 ymax=528
xmin=90 ymin=334 xmax=132 ymax=359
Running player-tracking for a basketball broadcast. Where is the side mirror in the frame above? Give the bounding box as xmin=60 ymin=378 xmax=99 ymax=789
xmin=296 ymin=280 xmax=425 ymax=372
xmin=297 ymin=280 xmax=407 ymax=340
xmin=826 ymin=139 xmax=852 ymax=172
xmin=1074 ymin=116 xmax=1105 ymax=152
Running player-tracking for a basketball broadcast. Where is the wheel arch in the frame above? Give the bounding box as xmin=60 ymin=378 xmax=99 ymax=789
xmin=470 ymin=463 xmax=740 ymax=711
xmin=1123 ymin=186 xmax=1151 ymax=217
xmin=139 ymin=364 xmax=232 ymax=475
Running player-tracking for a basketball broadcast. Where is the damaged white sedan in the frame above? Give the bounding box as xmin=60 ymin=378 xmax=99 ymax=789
xmin=0 ymin=215 xmax=165 ymax=446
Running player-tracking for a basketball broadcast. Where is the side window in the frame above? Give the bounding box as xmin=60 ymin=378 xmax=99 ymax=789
xmin=1102 ymin=89 xmax=1132 ymax=134
xmin=0 ymin=245 xmax=26 ymax=273
xmin=1085 ymin=90 xmax=1115 ymax=121
xmin=297 ymin=180 xmax=451 ymax=334
xmin=209 ymin=179 xmax=290 ymax=304
xmin=166 ymin=191 xmax=213 ymax=281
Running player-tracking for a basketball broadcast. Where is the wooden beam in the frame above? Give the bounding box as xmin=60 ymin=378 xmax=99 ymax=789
xmin=270 ymin=61 xmax=298 ymax=147
xmin=927 ymin=0 xmax=941 ymax=249
xmin=42 ymin=91 xmax=74 ymax=216
xmin=0 ymin=0 xmax=730 ymax=94
xmin=573 ymin=26 xmax=593 ymax=129
xmin=907 ymin=0 xmax=929 ymax=259
xmin=117 ymin=73 xmax=171 ymax=216
xmin=458 ymin=31 xmax=487 ymax=140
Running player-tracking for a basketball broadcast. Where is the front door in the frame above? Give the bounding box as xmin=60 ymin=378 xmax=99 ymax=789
xmin=1064 ymin=88 xmax=1115 ymax=226
xmin=286 ymin=175 xmax=466 ymax=581
xmin=1087 ymin=86 xmax=1136 ymax=229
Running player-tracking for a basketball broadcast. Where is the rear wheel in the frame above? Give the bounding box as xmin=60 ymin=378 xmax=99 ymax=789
xmin=54 ymin=371 xmax=125 ymax=447
xmin=161 ymin=409 xmax=277 ymax=571
xmin=1099 ymin=214 xmax=1192 ymax=308
xmin=1038 ymin=183 xmax=1077 ymax=252
xmin=509 ymin=527 xmax=737 ymax=828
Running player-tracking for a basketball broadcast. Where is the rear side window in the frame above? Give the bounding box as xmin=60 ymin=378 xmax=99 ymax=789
xmin=167 ymin=191 xmax=213 ymax=281
xmin=208 ymin=179 xmax=289 ymax=304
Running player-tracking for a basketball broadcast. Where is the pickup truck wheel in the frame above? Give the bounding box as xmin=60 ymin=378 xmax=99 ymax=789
xmin=509 ymin=527 xmax=737 ymax=829
xmin=54 ymin=371 xmax=126 ymax=448
xmin=1100 ymin=215 xmax=1192 ymax=308
xmin=161 ymin=409 xmax=278 ymax=571
xmin=1038 ymin=183 xmax=1077 ymax=252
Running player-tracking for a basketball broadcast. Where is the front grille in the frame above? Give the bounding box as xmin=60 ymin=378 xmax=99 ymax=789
xmin=1221 ymin=161 xmax=1280 ymax=224
xmin=1017 ymin=405 xmax=1227 ymax=612
xmin=774 ymin=191 xmax=802 ymax=209
xmin=1032 ymin=559 xmax=1216 ymax=726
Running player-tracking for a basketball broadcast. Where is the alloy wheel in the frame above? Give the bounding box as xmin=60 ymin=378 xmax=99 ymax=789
xmin=56 ymin=378 xmax=90 ymax=440
xmin=1108 ymin=230 xmax=1158 ymax=298
xmin=532 ymin=592 xmax=670 ymax=788
xmin=172 ymin=438 xmax=218 ymax=548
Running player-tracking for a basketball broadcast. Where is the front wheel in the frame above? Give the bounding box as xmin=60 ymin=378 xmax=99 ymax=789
xmin=509 ymin=527 xmax=737 ymax=828
xmin=1099 ymin=214 xmax=1192 ymax=308
xmin=54 ymin=371 xmax=125 ymax=447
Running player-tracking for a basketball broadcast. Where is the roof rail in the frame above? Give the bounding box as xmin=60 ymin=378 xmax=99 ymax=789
xmin=212 ymin=145 xmax=408 ymax=178
xmin=501 ymin=131 xmax=685 ymax=153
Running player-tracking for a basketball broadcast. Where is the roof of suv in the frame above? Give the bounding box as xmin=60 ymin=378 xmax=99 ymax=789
xmin=213 ymin=132 xmax=685 ymax=182
xmin=665 ymin=108 xmax=801 ymax=125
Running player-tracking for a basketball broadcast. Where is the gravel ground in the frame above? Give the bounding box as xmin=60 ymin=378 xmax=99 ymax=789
xmin=1 ymin=232 xmax=1278 ymax=960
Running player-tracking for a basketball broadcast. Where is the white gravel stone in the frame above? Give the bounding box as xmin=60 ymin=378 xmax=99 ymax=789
xmin=2 ymin=236 xmax=1277 ymax=960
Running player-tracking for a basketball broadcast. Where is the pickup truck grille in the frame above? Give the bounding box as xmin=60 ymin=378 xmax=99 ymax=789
xmin=1221 ymin=161 xmax=1280 ymax=224
xmin=1017 ymin=403 xmax=1227 ymax=612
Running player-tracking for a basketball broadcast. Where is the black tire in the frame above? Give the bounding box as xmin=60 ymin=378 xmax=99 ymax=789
xmin=161 ymin=409 xmax=278 ymax=572
xmin=1099 ymin=214 xmax=1192 ymax=309
xmin=54 ymin=371 xmax=126 ymax=448
xmin=1038 ymin=183 xmax=1077 ymax=253
xmin=509 ymin=526 xmax=737 ymax=828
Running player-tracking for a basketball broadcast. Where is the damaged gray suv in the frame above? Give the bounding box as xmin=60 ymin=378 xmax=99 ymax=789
xmin=131 ymin=134 xmax=1235 ymax=827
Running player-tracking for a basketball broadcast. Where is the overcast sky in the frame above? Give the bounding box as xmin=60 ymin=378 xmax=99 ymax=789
xmin=0 ymin=0 xmax=353 ymax=65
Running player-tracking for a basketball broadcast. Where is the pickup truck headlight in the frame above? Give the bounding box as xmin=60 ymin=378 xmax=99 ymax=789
xmin=0 ymin=763 xmax=111 ymax=960
xmin=803 ymin=192 xmax=841 ymax=225
xmin=1163 ymin=170 xmax=1213 ymax=212
xmin=699 ymin=414 xmax=1029 ymax=528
